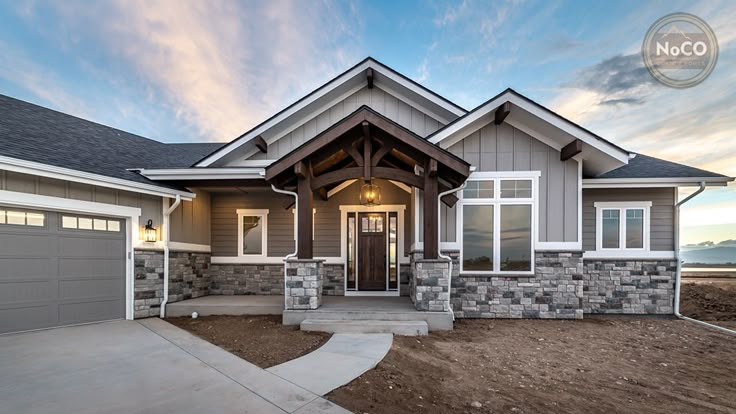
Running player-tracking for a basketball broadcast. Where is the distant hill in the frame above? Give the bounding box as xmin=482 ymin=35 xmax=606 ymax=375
xmin=680 ymin=246 xmax=736 ymax=265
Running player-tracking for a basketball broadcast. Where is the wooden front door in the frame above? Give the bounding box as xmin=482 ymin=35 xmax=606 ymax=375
xmin=358 ymin=212 xmax=387 ymax=290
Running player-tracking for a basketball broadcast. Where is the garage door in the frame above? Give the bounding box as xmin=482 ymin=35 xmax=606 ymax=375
xmin=0 ymin=208 xmax=126 ymax=334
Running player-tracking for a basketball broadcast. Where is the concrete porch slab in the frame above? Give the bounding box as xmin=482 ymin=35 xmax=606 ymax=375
xmin=166 ymin=295 xmax=283 ymax=317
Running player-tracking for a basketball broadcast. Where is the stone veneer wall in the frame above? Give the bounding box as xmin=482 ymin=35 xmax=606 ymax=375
xmin=208 ymin=264 xmax=283 ymax=295
xmin=133 ymin=250 xmax=164 ymax=318
xmin=582 ymin=259 xmax=676 ymax=314
xmin=410 ymin=250 xmax=585 ymax=319
xmin=168 ymin=252 xmax=211 ymax=302
xmin=323 ymin=264 xmax=345 ymax=296
xmin=285 ymin=259 xmax=324 ymax=310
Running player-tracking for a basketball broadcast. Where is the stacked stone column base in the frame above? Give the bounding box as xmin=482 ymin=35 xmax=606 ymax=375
xmin=285 ymin=259 xmax=324 ymax=310
xmin=412 ymin=258 xmax=451 ymax=312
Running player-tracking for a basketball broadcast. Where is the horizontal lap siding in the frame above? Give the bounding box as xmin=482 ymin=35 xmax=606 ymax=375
xmin=244 ymin=86 xmax=444 ymax=162
xmin=0 ymin=170 xmax=163 ymax=232
xmin=582 ymin=188 xmax=676 ymax=251
xmin=447 ymin=123 xmax=579 ymax=243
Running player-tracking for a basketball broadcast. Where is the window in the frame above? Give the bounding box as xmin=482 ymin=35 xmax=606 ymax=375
xmin=237 ymin=209 xmax=268 ymax=257
xmin=595 ymin=202 xmax=651 ymax=251
xmin=388 ymin=212 xmax=398 ymax=290
xmin=61 ymin=215 xmax=121 ymax=232
xmin=459 ymin=174 xmax=536 ymax=274
xmin=0 ymin=209 xmax=45 ymax=227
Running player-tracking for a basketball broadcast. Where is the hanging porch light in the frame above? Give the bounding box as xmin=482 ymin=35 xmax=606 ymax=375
xmin=144 ymin=219 xmax=158 ymax=242
xmin=360 ymin=181 xmax=381 ymax=206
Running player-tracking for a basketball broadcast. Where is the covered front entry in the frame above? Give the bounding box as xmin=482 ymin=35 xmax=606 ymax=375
xmin=345 ymin=210 xmax=401 ymax=293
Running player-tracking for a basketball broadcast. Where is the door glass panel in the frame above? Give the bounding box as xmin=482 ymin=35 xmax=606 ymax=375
xmin=462 ymin=205 xmax=494 ymax=271
xmin=362 ymin=214 xmax=384 ymax=232
xmin=389 ymin=213 xmax=398 ymax=289
xmin=242 ymin=216 xmax=263 ymax=255
xmin=499 ymin=205 xmax=532 ymax=271
xmin=78 ymin=217 xmax=93 ymax=230
xmin=626 ymin=209 xmax=644 ymax=248
xmin=0 ymin=210 xmax=5 ymax=224
xmin=26 ymin=213 xmax=44 ymax=227
xmin=62 ymin=216 xmax=78 ymax=229
xmin=347 ymin=214 xmax=356 ymax=290
xmin=107 ymin=220 xmax=121 ymax=232
xmin=602 ymin=209 xmax=620 ymax=248
xmin=6 ymin=211 xmax=26 ymax=225
xmin=93 ymin=218 xmax=107 ymax=231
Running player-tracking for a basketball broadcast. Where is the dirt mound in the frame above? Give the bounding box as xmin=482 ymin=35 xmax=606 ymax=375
xmin=681 ymin=283 xmax=736 ymax=321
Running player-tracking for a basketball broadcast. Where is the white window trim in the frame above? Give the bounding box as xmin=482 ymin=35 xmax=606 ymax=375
xmin=594 ymin=201 xmax=652 ymax=254
xmin=236 ymin=209 xmax=269 ymax=259
xmin=458 ymin=173 xmax=539 ymax=275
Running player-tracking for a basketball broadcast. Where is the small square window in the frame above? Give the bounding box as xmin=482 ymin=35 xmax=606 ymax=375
xmin=26 ymin=213 xmax=44 ymax=226
xmin=93 ymin=219 xmax=107 ymax=231
xmin=62 ymin=216 xmax=78 ymax=229
xmin=463 ymin=180 xmax=494 ymax=199
xmin=76 ymin=217 xmax=91 ymax=230
xmin=107 ymin=220 xmax=120 ymax=232
xmin=500 ymin=180 xmax=532 ymax=198
xmin=7 ymin=211 xmax=26 ymax=225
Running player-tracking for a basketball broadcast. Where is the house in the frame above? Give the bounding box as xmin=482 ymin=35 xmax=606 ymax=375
xmin=0 ymin=57 xmax=732 ymax=334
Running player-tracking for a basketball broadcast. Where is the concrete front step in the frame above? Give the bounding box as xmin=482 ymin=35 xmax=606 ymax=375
xmin=300 ymin=319 xmax=429 ymax=336
xmin=283 ymin=309 xmax=453 ymax=331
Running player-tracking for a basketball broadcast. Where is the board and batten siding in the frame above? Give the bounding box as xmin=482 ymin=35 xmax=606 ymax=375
xmin=582 ymin=188 xmax=676 ymax=251
xmin=0 ymin=170 xmax=163 ymax=239
xmin=169 ymin=189 xmax=211 ymax=246
xmin=445 ymin=122 xmax=579 ymax=243
xmin=210 ymin=179 xmax=411 ymax=259
xmin=241 ymin=86 xmax=444 ymax=163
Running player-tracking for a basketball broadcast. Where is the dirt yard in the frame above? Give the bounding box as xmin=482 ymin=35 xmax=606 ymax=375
xmin=167 ymin=315 xmax=329 ymax=368
xmin=682 ymin=281 xmax=736 ymax=321
xmin=329 ymin=318 xmax=736 ymax=413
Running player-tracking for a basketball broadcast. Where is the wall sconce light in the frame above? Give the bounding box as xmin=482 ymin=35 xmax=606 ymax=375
xmin=360 ymin=182 xmax=381 ymax=206
xmin=144 ymin=219 xmax=158 ymax=242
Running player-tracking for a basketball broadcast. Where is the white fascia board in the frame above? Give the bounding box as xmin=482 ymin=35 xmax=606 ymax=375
xmin=0 ymin=189 xmax=142 ymax=218
xmin=0 ymin=155 xmax=194 ymax=200
xmin=138 ymin=168 xmax=265 ymax=181
xmin=429 ymin=92 xmax=630 ymax=164
xmin=583 ymin=177 xmax=733 ymax=188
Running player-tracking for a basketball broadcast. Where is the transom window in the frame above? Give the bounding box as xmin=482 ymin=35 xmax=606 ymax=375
xmin=595 ymin=202 xmax=651 ymax=251
xmin=237 ymin=209 xmax=268 ymax=257
xmin=0 ymin=209 xmax=45 ymax=227
xmin=459 ymin=175 xmax=536 ymax=274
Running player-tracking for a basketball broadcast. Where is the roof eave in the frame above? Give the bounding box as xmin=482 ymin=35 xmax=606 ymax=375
xmin=582 ymin=176 xmax=734 ymax=188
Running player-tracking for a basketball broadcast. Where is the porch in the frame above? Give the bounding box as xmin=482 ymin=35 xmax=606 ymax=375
xmin=166 ymin=295 xmax=453 ymax=333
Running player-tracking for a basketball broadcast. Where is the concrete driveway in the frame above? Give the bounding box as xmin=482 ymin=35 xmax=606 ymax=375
xmin=0 ymin=319 xmax=348 ymax=414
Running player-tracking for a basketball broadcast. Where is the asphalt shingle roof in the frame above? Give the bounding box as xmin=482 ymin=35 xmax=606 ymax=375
xmin=593 ymin=153 xmax=729 ymax=179
xmin=0 ymin=94 xmax=224 ymax=190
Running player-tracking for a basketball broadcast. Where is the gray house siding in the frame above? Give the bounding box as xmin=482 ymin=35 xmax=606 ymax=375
xmin=445 ymin=122 xmax=579 ymax=244
xmin=169 ymin=189 xmax=211 ymax=246
xmin=0 ymin=169 xmax=163 ymax=235
xmin=210 ymin=179 xmax=411 ymax=258
xmin=242 ymin=86 xmax=444 ymax=163
xmin=582 ymin=188 xmax=676 ymax=251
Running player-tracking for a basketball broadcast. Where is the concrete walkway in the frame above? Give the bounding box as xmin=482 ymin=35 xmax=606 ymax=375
xmin=267 ymin=333 xmax=393 ymax=396
xmin=0 ymin=319 xmax=348 ymax=414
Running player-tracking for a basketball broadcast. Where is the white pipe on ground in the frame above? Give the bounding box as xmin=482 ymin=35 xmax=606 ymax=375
xmin=160 ymin=194 xmax=181 ymax=318
xmin=674 ymin=182 xmax=735 ymax=335
xmin=271 ymin=184 xmax=298 ymax=311
xmin=438 ymin=181 xmax=467 ymax=321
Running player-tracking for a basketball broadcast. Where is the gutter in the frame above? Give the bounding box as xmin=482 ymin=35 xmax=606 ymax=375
xmin=159 ymin=195 xmax=182 ymax=318
xmin=438 ymin=181 xmax=467 ymax=321
xmin=271 ymin=184 xmax=298 ymax=310
xmin=673 ymin=182 xmax=735 ymax=335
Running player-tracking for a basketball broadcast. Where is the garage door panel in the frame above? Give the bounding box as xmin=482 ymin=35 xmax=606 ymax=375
xmin=59 ymin=257 xmax=126 ymax=278
xmin=59 ymin=278 xmax=125 ymax=300
xmin=0 ymin=304 xmax=54 ymax=333
xmin=0 ymin=258 xmax=52 ymax=279
xmin=0 ymin=210 xmax=126 ymax=334
xmin=0 ymin=233 xmax=52 ymax=257
xmin=0 ymin=280 xmax=52 ymax=303
xmin=57 ymin=236 xmax=125 ymax=259
xmin=59 ymin=299 xmax=124 ymax=325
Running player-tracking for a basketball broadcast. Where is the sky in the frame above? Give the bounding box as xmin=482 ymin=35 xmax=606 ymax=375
xmin=0 ymin=0 xmax=734 ymax=245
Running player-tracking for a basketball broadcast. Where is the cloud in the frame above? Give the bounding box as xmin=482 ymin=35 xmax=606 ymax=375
xmin=16 ymin=0 xmax=361 ymax=142
xmin=563 ymin=54 xmax=658 ymax=105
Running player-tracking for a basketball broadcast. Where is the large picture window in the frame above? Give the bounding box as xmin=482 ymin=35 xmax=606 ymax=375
xmin=594 ymin=202 xmax=651 ymax=252
xmin=237 ymin=209 xmax=268 ymax=257
xmin=460 ymin=174 xmax=536 ymax=274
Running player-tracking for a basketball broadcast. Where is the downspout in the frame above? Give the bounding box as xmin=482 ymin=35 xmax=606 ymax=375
xmin=160 ymin=194 xmax=181 ymax=318
xmin=271 ymin=184 xmax=298 ymax=310
xmin=674 ymin=182 xmax=735 ymax=335
xmin=438 ymin=181 xmax=468 ymax=321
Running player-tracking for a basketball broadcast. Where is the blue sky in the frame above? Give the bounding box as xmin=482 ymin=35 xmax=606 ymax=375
xmin=0 ymin=0 xmax=734 ymax=244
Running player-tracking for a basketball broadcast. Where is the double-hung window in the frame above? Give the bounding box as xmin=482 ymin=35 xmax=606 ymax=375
xmin=459 ymin=174 xmax=536 ymax=274
xmin=237 ymin=209 xmax=268 ymax=258
xmin=594 ymin=202 xmax=651 ymax=252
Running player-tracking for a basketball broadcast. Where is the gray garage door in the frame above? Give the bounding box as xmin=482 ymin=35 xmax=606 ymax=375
xmin=0 ymin=208 xmax=126 ymax=334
